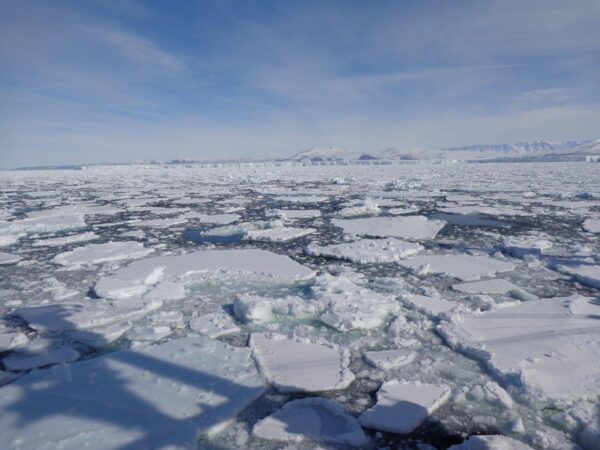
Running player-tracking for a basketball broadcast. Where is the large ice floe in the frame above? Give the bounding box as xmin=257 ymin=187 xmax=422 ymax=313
xmin=94 ymin=249 xmax=315 ymax=301
xmin=332 ymin=215 xmax=446 ymax=240
xmin=0 ymin=337 xmax=266 ymax=449
xmin=440 ymin=295 xmax=600 ymax=404
xmin=306 ymin=238 xmax=424 ymax=263
xmin=52 ymin=241 xmax=154 ymax=267
xmin=398 ymin=254 xmax=515 ymax=280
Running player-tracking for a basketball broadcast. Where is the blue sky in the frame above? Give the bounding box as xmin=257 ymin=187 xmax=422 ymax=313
xmin=1 ymin=0 xmax=599 ymax=168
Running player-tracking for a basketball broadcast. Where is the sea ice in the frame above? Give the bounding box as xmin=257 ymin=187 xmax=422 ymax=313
xmin=448 ymin=435 xmax=534 ymax=449
xmin=399 ymin=254 xmax=515 ymax=281
xmin=245 ymin=226 xmax=315 ymax=242
xmin=398 ymin=294 xmax=456 ymax=317
xmin=359 ymin=381 xmax=451 ymax=433
xmin=3 ymin=346 xmax=80 ymax=371
xmin=0 ymin=332 xmax=28 ymax=352
xmin=189 ymin=311 xmax=240 ymax=338
xmin=557 ymin=264 xmax=600 ymax=289
xmin=52 ymin=241 xmax=154 ymax=267
xmin=363 ymin=349 xmax=417 ymax=370
xmin=0 ymin=337 xmax=266 ymax=449
xmin=336 ymin=198 xmax=381 ymax=218
xmin=582 ymin=218 xmax=600 ymax=233
xmin=452 ymin=279 xmax=523 ymax=295
xmin=252 ymin=398 xmax=368 ymax=446
xmin=306 ymin=238 xmax=423 ymax=263
xmin=0 ymin=251 xmax=22 ymax=265
xmin=332 ymin=216 xmax=446 ymax=240
xmin=32 ymin=231 xmax=99 ymax=247
xmin=250 ymin=333 xmax=354 ymax=393
xmin=440 ymin=295 xmax=600 ymax=403
xmin=185 ymin=213 xmax=240 ymax=224
xmin=503 ymin=235 xmax=552 ymax=258
xmin=277 ymin=209 xmax=321 ymax=219
xmin=95 ymin=249 xmax=315 ymax=300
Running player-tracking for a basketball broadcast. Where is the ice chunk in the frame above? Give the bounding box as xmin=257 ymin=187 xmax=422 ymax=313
xmin=336 ymin=198 xmax=381 ymax=218
xmin=332 ymin=216 xmax=445 ymax=240
xmin=95 ymin=249 xmax=315 ymax=300
xmin=363 ymin=349 xmax=417 ymax=370
xmin=252 ymin=398 xmax=368 ymax=446
xmin=3 ymin=346 xmax=80 ymax=371
xmin=32 ymin=232 xmax=99 ymax=247
xmin=440 ymin=295 xmax=600 ymax=403
xmin=399 ymin=294 xmax=456 ymax=317
xmin=189 ymin=312 xmax=240 ymax=338
xmin=0 ymin=251 xmax=22 ymax=265
xmin=245 ymin=226 xmax=315 ymax=242
xmin=0 ymin=337 xmax=266 ymax=449
xmin=277 ymin=209 xmax=321 ymax=220
xmin=557 ymin=264 xmax=600 ymax=289
xmin=233 ymin=294 xmax=317 ymax=323
xmin=0 ymin=332 xmax=28 ymax=352
xmin=307 ymin=238 xmax=423 ymax=263
xmin=503 ymin=235 xmax=552 ymax=258
xmin=452 ymin=279 xmax=522 ymax=295
xmin=250 ymin=333 xmax=354 ymax=393
xmin=185 ymin=213 xmax=240 ymax=224
xmin=399 ymin=254 xmax=515 ymax=281
xmin=359 ymin=381 xmax=451 ymax=433
xmin=448 ymin=435 xmax=533 ymax=449
xmin=52 ymin=241 xmax=154 ymax=267
xmin=582 ymin=218 xmax=600 ymax=233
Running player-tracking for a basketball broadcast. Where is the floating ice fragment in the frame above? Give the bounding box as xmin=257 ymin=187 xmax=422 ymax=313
xmin=32 ymin=232 xmax=99 ymax=247
xmin=557 ymin=264 xmax=600 ymax=289
xmin=332 ymin=216 xmax=445 ymax=240
xmin=399 ymin=294 xmax=456 ymax=317
xmin=363 ymin=349 xmax=417 ymax=370
xmin=452 ymin=279 xmax=522 ymax=295
xmin=189 ymin=312 xmax=240 ymax=338
xmin=359 ymin=381 xmax=451 ymax=433
xmin=252 ymin=398 xmax=368 ymax=446
xmin=52 ymin=241 xmax=154 ymax=267
xmin=250 ymin=333 xmax=354 ymax=393
xmin=503 ymin=235 xmax=552 ymax=258
xmin=399 ymin=254 xmax=514 ymax=281
xmin=245 ymin=226 xmax=315 ymax=242
xmin=277 ymin=209 xmax=321 ymax=220
xmin=3 ymin=346 xmax=80 ymax=371
xmin=307 ymin=238 xmax=423 ymax=263
xmin=582 ymin=218 xmax=600 ymax=233
xmin=448 ymin=435 xmax=533 ymax=449
xmin=0 ymin=251 xmax=22 ymax=265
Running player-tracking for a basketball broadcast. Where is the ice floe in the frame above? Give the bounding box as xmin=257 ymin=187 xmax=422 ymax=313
xmin=399 ymin=254 xmax=515 ymax=281
xmin=557 ymin=264 xmax=600 ymax=289
xmin=245 ymin=226 xmax=315 ymax=242
xmin=32 ymin=231 xmax=99 ymax=247
xmin=0 ymin=251 xmax=22 ymax=265
xmin=582 ymin=218 xmax=600 ymax=233
xmin=277 ymin=209 xmax=321 ymax=219
xmin=503 ymin=235 xmax=552 ymax=258
xmin=306 ymin=238 xmax=423 ymax=263
xmin=52 ymin=241 xmax=154 ymax=267
xmin=448 ymin=435 xmax=533 ymax=449
xmin=398 ymin=294 xmax=457 ymax=317
xmin=332 ymin=215 xmax=446 ymax=240
xmin=252 ymin=398 xmax=368 ymax=446
xmin=0 ymin=337 xmax=266 ymax=449
xmin=189 ymin=311 xmax=240 ymax=338
xmin=452 ymin=278 xmax=523 ymax=295
xmin=95 ymin=249 xmax=315 ymax=300
xmin=363 ymin=349 xmax=417 ymax=370
xmin=250 ymin=333 xmax=354 ymax=393
xmin=359 ymin=381 xmax=451 ymax=433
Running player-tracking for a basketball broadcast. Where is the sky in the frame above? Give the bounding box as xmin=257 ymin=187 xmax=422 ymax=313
xmin=1 ymin=0 xmax=599 ymax=168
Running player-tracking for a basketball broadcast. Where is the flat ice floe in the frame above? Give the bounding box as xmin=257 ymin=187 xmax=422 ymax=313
xmin=359 ymin=381 xmax=451 ymax=433
xmin=332 ymin=216 xmax=446 ymax=240
xmin=252 ymin=398 xmax=368 ymax=446
xmin=0 ymin=337 xmax=266 ymax=450
xmin=250 ymin=333 xmax=354 ymax=393
xmin=189 ymin=311 xmax=240 ymax=338
xmin=0 ymin=214 xmax=88 ymax=246
xmin=32 ymin=231 xmax=99 ymax=247
xmin=95 ymin=249 xmax=315 ymax=301
xmin=502 ymin=235 xmax=552 ymax=258
xmin=52 ymin=241 xmax=154 ymax=267
xmin=582 ymin=217 xmax=600 ymax=233
xmin=306 ymin=238 xmax=424 ymax=263
xmin=363 ymin=349 xmax=417 ymax=370
xmin=245 ymin=226 xmax=315 ymax=242
xmin=398 ymin=254 xmax=515 ymax=281
xmin=440 ymin=295 xmax=600 ymax=404
xmin=448 ymin=435 xmax=533 ymax=449
xmin=452 ymin=278 xmax=522 ymax=295
xmin=557 ymin=264 xmax=600 ymax=289
xmin=185 ymin=212 xmax=240 ymax=224
xmin=0 ymin=251 xmax=22 ymax=265
xmin=276 ymin=209 xmax=321 ymax=219
xmin=398 ymin=294 xmax=456 ymax=317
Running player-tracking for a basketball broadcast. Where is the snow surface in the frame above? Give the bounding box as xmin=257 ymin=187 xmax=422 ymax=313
xmin=0 ymin=337 xmax=266 ymax=449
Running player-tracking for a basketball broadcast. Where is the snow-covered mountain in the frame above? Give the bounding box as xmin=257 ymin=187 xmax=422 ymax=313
xmin=443 ymin=140 xmax=584 ymax=155
xmin=287 ymin=146 xmax=349 ymax=162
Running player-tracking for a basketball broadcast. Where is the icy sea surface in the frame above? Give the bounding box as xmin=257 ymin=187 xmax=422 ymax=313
xmin=0 ymin=162 xmax=599 ymax=450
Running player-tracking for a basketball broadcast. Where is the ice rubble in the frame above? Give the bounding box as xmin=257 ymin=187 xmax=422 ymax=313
xmin=398 ymin=254 xmax=515 ymax=281
xmin=306 ymin=238 xmax=424 ymax=263
xmin=252 ymin=398 xmax=368 ymax=446
xmin=336 ymin=198 xmax=381 ymax=218
xmin=502 ymin=235 xmax=552 ymax=258
xmin=332 ymin=215 xmax=446 ymax=240
xmin=448 ymin=435 xmax=534 ymax=450
xmin=94 ymin=249 xmax=315 ymax=301
xmin=359 ymin=381 xmax=451 ymax=433
xmin=189 ymin=311 xmax=240 ymax=338
xmin=0 ymin=214 xmax=87 ymax=245
xmin=440 ymin=295 xmax=600 ymax=404
xmin=0 ymin=251 xmax=22 ymax=265
xmin=52 ymin=241 xmax=154 ymax=267
xmin=250 ymin=333 xmax=354 ymax=393
xmin=0 ymin=337 xmax=266 ymax=449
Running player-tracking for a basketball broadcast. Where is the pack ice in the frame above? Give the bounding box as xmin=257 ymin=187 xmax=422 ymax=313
xmin=331 ymin=215 xmax=446 ymax=240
